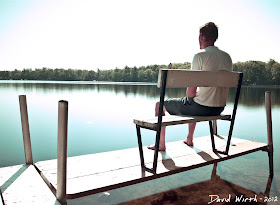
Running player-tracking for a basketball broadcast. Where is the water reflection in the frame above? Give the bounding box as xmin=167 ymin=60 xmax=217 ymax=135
xmin=119 ymin=163 xmax=273 ymax=205
xmin=238 ymin=86 xmax=280 ymax=107
xmin=1 ymin=81 xmax=280 ymax=107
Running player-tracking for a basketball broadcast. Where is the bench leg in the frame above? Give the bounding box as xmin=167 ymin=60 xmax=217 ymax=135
xmin=213 ymin=120 xmax=217 ymax=135
xmin=265 ymin=91 xmax=274 ymax=178
xmin=136 ymin=125 xmax=145 ymax=168
xmin=210 ymin=121 xmax=231 ymax=155
xmin=211 ymin=119 xmax=234 ymax=155
xmin=264 ymin=174 xmax=273 ymax=195
xmin=268 ymin=146 xmax=274 ymax=178
xmin=209 ymin=121 xmax=216 ymax=152
xmin=152 ymin=126 xmax=162 ymax=174
xmin=136 ymin=125 xmax=157 ymax=174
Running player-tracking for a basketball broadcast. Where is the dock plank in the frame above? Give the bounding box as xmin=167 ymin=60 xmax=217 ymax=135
xmin=35 ymin=136 xmax=268 ymax=199
xmin=0 ymin=165 xmax=60 ymax=205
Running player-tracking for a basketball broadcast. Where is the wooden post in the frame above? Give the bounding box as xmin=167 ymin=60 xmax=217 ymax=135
xmin=57 ymin=100 xmax=68 ymax=205
xmin=265 ymin=91 xmax=273 ymax=177
xmin=19 ymin=95 xmax=33 ymax=165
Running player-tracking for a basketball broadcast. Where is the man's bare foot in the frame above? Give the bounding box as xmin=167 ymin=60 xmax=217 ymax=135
xmin=183 ymin=140 xmax=194 ymax=146
xmin=147 ymin=144 xmax=166 ymax=151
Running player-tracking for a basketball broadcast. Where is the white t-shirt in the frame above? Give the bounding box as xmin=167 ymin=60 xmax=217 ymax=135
xmin=191 ymin=46 xmax=232 ymax=107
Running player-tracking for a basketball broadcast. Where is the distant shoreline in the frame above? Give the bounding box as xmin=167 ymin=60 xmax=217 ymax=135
xmin=0 ymin=80 xmax=157 ymax=86
xmin=1 ymin=80 xmax=280 ymax=88
xmin=1 ymin=60 xmax=280 ymax=86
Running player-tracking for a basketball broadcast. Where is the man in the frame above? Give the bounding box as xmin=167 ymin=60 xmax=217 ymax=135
xmin=148 ymin=22 xmax=232 ymax=151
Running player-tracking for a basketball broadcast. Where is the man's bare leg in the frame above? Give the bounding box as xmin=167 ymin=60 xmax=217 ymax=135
xmin=183 ymin=122 xmax=196 ymax=146
xmin=147 ymin=102 xmax=166 ymax=151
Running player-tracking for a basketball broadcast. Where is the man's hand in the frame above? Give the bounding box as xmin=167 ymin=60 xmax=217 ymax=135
xmin=187 ymin=87 xmax=197 ymax=98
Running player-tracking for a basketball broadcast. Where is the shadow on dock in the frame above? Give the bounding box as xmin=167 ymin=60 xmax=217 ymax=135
xmin=120 ymin=164 xmax=273 ymax=205
xmin=0 ymin=165 xmax=27 ymax=193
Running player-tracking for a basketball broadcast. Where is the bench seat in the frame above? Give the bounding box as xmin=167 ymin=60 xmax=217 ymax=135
xmin=134 ymin=114 xmax=231 ymax=130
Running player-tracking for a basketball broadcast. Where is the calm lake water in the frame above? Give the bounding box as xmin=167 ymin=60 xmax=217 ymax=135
xmin=0 ymin=80 xmax=279 ymax=203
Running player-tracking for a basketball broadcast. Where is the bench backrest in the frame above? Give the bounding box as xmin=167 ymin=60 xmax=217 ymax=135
xmin=157 ymin=69 xmax=242 ymax=88
xmin=154 ymin=68 xmax=243 ymax=158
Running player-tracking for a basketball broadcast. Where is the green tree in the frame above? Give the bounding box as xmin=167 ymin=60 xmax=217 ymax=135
xmin=97 ymin=69 xmax=100 ymax=81
xmin=85 ymin=70 xmax=97 ymax=81
xmin=138 ymin=69 xmax=146 ymax=82
xmin=11 ymin=69 xmax=22 ymax=80
xmin=124 ymin=66 xmax=131 ymax=82
xmin=131 ymin=66 xmax=138 ymax=81
xmin=0 ymin=71 xmax=11 ymax=79
xmin=113 ymin=68 xmax=123 ymax=81
xmin=271 ymin=62 xmax=280 ymax=84
xmin=144 ymin=69 xmax=153 ymax=82
xmin=266 ymin=59 xmax=277 ymax=84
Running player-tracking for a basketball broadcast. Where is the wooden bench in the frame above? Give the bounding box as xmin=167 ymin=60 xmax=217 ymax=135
xmin=133 ymin=69 xmax=243 ymax=174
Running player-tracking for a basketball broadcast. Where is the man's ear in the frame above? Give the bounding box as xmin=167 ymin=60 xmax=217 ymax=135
xmin=200 ymin=34 xmax=206 ymax=42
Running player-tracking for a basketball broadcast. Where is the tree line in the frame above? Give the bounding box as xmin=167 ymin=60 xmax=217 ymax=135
xmin=0 ymin=59 xmax=280 ymax=85
xmin=233 ymin=59 xmax=280 ymax=85
xmin=0 ymin=63 xmax=190 ymax=82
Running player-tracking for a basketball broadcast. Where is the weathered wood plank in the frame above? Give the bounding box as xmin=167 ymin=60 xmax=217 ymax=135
xmin=35 ymin=136 xmax=238 ymax=181
xmin=157 ymin=69 xmax=241 ymax=88
xmin=133 ymin=114 xmax=231 ymax=129
xmin=0 ymin=165 xmax=60 ymax=205
xmin=35 ymin=136 xmax=267 ymax=198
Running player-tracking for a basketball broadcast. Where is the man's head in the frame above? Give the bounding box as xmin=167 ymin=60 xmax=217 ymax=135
xmin=199 ymin=22 xmax=218 ymax=49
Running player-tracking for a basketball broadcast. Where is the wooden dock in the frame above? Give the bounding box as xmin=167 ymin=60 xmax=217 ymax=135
xmin=0 ymin=92 xmax=273 ymax=204
xmin=0 ymin=136 xmax=270 ymax=203
xmin=34 ymin=135 xmax=268 ymax=199
xmin=0 ymin=164 xmax=60 ymax=205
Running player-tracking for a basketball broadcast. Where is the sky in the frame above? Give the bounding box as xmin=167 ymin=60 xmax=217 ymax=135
xmin=0 ymin=0 xmax=280 ymax=71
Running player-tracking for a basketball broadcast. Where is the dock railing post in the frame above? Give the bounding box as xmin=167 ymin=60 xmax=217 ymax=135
xmin=265 ymin=91 xmax=273 ymax=177
xmin=19 ymin=95 xmax=33 ymax=165
xmin=57 ymin=100 xmax=68 ymax=205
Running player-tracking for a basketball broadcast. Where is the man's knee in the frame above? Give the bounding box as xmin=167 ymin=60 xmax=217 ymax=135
xmin=155 ymin=101 xmax=166 ymax=116
xmin=155 ymin=101 xmax=160 ymax=108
